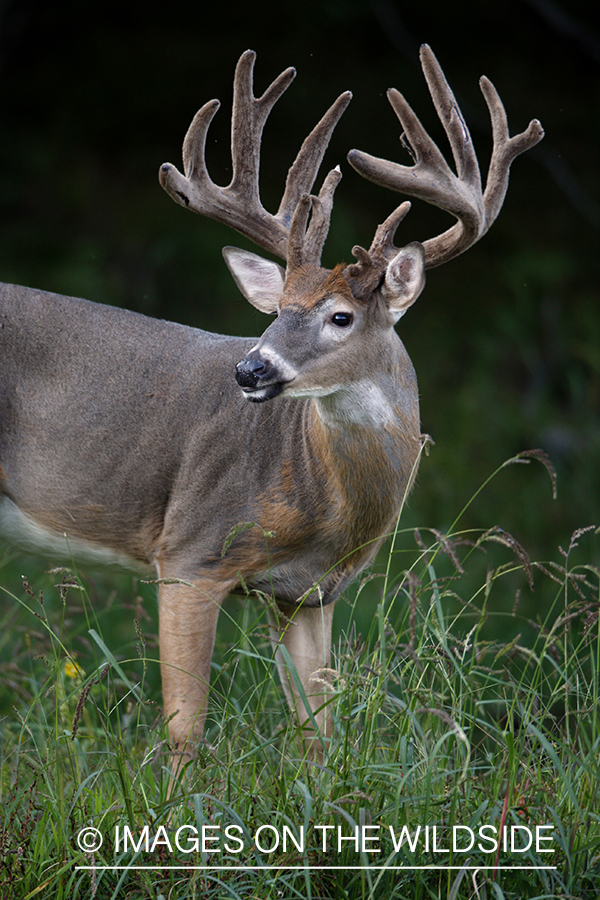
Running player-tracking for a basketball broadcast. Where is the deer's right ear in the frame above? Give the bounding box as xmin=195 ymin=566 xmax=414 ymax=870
xmin=222 ymin=247 xmax=285 ymax=314
xmin=382 ymin=242 xmax=426 ymax=322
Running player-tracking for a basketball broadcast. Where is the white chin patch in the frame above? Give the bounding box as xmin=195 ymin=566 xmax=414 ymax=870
xmin=241 ymin=387 xmax=269 ymax=402
xmin=241 ymin=382 xmax=285 ymax=402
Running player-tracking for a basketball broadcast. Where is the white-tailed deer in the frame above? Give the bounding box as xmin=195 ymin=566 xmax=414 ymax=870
xmin=0 ymin=47 xmax=543 ymax=766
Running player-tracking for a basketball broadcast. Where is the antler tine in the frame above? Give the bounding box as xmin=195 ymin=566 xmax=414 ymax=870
xmin=480 ymin=75 xmax=544 ymax=228
xmin=369 ymin=201 xmax=413 ymax=257
xmin=347 ymin=44 xmax=544 ymax=270
xmin=278 ymin=93 xmax=351 ymax=224
xmin=302 ymin=165 xmax=344 ymax=266
xmin=229 ymin=50 xmax=295 ymax=202
xmin=287 ymin=193 xmax=313 ymax=271
xmin=420 ymin=45 xmax=482 ymax=192
xmin=343 ymin=201 xmax=412 ymax=297
xmin=181 ymin=99 xmax=220 ymax=182
xmin=287 ymin=165 xmax=345 ymax=270
xmin=280 ymin=91 xmax=351 ymax=269
xmin=159 ymin=51 xmax=351 ymax=268
xmin=160 ymin=51 xmax=293 ymax=259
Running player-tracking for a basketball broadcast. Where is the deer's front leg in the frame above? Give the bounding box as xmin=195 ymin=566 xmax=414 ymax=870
xmin=157 ymin=575 xmax=232 ymax=763
xmin=268 ymin=600 xmax=335 ymax=753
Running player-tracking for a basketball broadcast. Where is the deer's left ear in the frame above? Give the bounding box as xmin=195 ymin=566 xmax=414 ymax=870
xmin=382 ymin=242 xmax=426 ymax=321
xmin=223 ymin=247 xmax=285 ymax=314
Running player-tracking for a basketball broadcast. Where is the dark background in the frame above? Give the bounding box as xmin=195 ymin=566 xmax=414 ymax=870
xmin=0 ymin=0 xmax=598 ymax=587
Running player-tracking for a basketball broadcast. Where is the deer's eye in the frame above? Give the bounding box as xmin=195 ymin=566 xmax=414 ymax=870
xmin=331 ymin=312 xmax=354 ymax=327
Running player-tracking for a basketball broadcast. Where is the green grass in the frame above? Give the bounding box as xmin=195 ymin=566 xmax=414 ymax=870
xmin=1 ymin=458 xmax=599 ymax=899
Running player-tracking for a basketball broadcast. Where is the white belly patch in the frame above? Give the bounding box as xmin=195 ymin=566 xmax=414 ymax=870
xmin=0 ymin=496 xmax=146 ymax=573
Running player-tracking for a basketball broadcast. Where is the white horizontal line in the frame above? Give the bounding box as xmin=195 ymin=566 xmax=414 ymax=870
xmin=75 ymin=865 xmax=558 ymax=872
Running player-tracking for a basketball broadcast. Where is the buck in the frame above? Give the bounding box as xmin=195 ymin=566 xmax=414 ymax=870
xmin=0 ymin=47 xmax=542 ymax=767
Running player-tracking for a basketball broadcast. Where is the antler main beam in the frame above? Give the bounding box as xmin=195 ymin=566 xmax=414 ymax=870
xmin=347 ymin=44 xmax=544 ymax=269
xmin=159 ymin=50 xmax=351 ymax=266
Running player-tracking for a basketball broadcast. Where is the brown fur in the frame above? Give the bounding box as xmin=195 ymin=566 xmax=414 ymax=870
xmin=282 ymin=264 xmax=355 ymax=311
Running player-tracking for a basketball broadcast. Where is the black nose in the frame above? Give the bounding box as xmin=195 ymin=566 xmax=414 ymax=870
xmin=235 ymin=357 xmax=270 ymax=388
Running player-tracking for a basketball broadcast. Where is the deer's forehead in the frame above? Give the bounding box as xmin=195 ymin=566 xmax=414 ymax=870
xmin=280 ymin=265 xmax=356 ymax=311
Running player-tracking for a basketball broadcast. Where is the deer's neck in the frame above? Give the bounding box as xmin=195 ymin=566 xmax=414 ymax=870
xmin=308 ymin=371 xmax=420 ymax=548
xmin=314 ymin=378 xmax=408 ymax=430
xmin=202 ymin=371 xmax=421 ymax=607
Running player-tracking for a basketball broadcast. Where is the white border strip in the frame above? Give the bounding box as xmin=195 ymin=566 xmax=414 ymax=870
xmin=76 ymin=864 xmax=557 ymax=871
